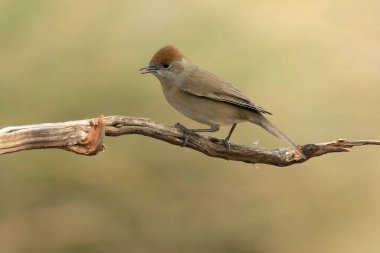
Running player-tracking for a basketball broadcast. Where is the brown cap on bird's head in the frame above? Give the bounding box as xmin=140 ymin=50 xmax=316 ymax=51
xmin=150 ymin=45 xmax=184 ymax=65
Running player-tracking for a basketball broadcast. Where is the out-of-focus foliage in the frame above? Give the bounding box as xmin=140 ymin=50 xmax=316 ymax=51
xmin=1 ymin=0 xmax=380 ymax=252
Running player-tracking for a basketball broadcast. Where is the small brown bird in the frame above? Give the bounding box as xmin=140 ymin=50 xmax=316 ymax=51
xmin=140 ymin=45 xmax=305 ymax=158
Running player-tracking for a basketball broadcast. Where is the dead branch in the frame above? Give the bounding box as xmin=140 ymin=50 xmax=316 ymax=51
xmin=0 ymin=115 xmax=378 ymax=166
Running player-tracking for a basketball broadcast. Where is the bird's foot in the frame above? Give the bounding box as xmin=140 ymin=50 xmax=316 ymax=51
xmin=174 ymin=123 xmax=192 ymax=147
xmin=222 ymin=138 xmax=232 ymax=151
xmin=207 ymin=137 xmax=232 ymax=151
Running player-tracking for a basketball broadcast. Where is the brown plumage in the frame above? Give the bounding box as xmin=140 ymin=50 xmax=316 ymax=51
xmin=150 ymin=45 xmax=184 ymax=65
xmin=150 ymin=46 xmax=272 ymax=115
xmin=140 ymin=45 xmax=305 ymax=159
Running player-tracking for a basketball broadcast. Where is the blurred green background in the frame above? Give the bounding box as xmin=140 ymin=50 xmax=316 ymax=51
xmin=1 ymin=0 xmax=380 ymax=252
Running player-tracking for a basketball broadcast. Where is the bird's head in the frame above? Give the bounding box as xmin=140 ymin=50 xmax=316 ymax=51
xmin=140 ymin=45 xmax=187 ymax=80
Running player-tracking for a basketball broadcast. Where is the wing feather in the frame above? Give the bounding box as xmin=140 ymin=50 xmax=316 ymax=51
xmin=180 ymin=66 xmax=272 ymax=115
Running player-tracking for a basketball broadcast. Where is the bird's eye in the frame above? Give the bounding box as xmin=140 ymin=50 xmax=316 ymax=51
xmin=162 ymin=63 xmax=171 ymax=69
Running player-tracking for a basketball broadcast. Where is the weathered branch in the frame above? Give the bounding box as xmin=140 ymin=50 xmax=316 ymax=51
xmin=0 ymin=115 xmax=379 ymax=166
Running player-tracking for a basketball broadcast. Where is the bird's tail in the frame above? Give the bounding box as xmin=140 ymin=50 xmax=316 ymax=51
xmin=247 ymin=113 xmax=306 ymax=159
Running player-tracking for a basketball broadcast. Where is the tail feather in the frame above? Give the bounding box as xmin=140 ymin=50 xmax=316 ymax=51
xmin=248 ymin=113 xmax=306 ymax=159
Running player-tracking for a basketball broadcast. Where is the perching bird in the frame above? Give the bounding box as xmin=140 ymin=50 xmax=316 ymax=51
xmin=140 ymin=45 xmax=305 ymax=158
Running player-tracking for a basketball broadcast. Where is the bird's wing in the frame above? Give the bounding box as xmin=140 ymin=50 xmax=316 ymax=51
xmin=180 ymin=67 xmax=272 ymax=115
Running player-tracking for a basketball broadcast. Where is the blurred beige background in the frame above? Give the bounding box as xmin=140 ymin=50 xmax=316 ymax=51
xmin=1 ymin=0 xmax=380 ymax=252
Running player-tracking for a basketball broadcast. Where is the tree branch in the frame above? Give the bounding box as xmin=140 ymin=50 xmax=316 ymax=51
xmin=0 ymin=115 xmax=379 ymax=166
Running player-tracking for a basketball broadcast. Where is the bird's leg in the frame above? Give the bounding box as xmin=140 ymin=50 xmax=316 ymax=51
xmin=222 ymin=123 xmax=237 ymax=151
xmin=174 ymin=123 xmax=219 ymax=147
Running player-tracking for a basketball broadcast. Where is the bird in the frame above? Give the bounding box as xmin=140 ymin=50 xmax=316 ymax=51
xmin=140 ymin=45 xmax=305 ymax=159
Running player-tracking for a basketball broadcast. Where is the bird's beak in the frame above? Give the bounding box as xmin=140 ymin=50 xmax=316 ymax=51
xmin=139 ymin=64 xmax=159 ymax=74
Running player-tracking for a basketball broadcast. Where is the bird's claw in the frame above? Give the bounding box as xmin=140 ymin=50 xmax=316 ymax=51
xmin=222 ymin=138 xmax=231 ymax=151
xmin=174 ymin=123 xmax=191 ymax=147
xmin=208 ymin=137 xmax=232 ymax=151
